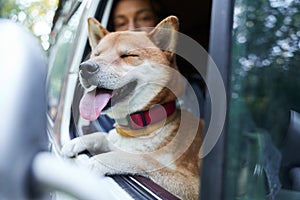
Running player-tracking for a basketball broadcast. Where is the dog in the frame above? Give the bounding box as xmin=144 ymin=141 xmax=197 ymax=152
xmin=62 ymin=16 xmax=204 ymax=200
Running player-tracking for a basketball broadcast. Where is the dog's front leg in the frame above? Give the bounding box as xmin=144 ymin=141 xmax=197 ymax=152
xmin=87 ymin=151 xmax=162 ymax=178
xmin=62 ymin=132 xmax=115 ymax=157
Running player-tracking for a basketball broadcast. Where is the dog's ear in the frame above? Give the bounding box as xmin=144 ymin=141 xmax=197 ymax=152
xmin=148 ymin=16 xmax=179 ymax=54
xmin=87 ymin=17 xmax=109 ymax=50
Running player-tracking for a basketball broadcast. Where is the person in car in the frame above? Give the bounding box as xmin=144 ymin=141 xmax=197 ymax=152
xmin=108 ymin=0 xmax=168 ymax=32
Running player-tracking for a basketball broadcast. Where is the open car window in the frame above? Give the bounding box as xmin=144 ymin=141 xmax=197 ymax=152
xmin=50 ymin=0 xmax=211 ymax=199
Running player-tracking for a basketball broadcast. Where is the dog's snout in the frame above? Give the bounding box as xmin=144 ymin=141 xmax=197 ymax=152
xmin=79 ymin=61 xmax=99 ymax=78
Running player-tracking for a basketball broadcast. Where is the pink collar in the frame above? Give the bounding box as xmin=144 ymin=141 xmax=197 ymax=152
xmin=121 ymin=101 xmax=177 ymax=130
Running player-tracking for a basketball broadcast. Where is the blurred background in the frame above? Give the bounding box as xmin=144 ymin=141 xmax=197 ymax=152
xmin=0 ymin=0 xmax=58 ymax=50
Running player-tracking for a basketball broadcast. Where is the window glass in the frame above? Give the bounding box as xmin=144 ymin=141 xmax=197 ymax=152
xmin=47 ymin=2 xmax=84 ymax=119
xmin=225 ymin=0 xmax=300 ymax=199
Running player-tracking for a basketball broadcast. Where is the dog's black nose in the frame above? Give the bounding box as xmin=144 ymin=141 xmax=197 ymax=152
xmin=79 ymin=61 xmax=99 ymax=78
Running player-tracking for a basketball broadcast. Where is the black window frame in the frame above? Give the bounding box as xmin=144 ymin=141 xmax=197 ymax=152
xmin=201 ymin=0 xmax=234 ymax=199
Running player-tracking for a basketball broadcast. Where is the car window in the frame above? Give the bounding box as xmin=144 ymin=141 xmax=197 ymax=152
xmin=47 ymin=0 xmax=84 ymax=120
xmin=224 ymin=0 xmax=300 ymax=199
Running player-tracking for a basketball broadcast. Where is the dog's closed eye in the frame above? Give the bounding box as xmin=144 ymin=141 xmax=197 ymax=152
xmin=120 ymin=54 xmax=139 ymax=58
xmin=120 ymin=53 xmax=142 ymax=66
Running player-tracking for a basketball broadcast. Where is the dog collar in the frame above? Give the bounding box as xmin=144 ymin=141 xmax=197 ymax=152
xmin=116 ymin=101 xmax=177 ymax=137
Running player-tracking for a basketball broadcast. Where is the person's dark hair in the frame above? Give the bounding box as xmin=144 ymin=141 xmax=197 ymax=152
xmin=107 ymin=0 xmax=170 ymax=31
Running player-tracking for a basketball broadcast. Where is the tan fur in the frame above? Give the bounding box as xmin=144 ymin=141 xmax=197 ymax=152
xmin=62 ymin=16 xmax=203 ymax=199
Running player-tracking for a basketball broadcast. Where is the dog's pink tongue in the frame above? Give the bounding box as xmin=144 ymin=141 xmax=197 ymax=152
xmin=79 ymin=89 xmax=112 ymax=121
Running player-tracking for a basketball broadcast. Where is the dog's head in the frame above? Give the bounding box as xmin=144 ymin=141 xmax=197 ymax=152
xmin=79 ymin=16 xmax=185 ymax=121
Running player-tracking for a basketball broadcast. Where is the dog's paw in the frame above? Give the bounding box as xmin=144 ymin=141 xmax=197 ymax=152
xmin=87 ymin=156 xmax=114 ymax=176
xmin=61 ymin=138 xmax=88 ymax=157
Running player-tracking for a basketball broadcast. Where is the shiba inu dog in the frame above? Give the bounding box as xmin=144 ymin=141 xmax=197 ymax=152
xmin=62 ymin=16 xmax=204 ymax=200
